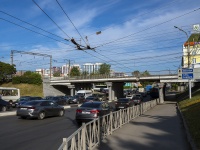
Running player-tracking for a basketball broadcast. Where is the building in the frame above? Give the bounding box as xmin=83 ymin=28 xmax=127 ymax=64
xmin=82 ymin=63 xmax=102 ymax=74
xmin=182 ymin=25 xmax=200 ymax=68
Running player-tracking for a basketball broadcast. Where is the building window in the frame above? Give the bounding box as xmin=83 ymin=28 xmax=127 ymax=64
xmin=192 ymin=58 xmax=196 ymax=64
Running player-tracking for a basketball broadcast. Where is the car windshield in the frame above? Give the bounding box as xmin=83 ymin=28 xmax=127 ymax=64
xmin=118 ymin=98 xmax=129 ymax=102
xmin=80 ymin=102 xmax=101 ymax=108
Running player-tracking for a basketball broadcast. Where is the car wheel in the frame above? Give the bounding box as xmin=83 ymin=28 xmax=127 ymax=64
xmin=1 ymin=106 xmax=7 ymax=112
xmin=58 ymin=110 xmax=64 ymax=117
xmin=38 ymin=112 xmax=45 ymax=120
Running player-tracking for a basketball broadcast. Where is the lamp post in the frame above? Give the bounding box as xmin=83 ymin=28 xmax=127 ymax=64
xmin=174 ymin=26 xmax=191 ymax=99
xmin=174 ymin=26 xmax=190 ymax=68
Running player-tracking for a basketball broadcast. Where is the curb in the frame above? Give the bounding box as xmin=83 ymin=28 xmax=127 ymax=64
xmin=176 ymin=103 xmax=197 ymax=150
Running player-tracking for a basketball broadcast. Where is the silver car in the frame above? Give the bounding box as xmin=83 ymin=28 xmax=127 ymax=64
xmin=16 ymin=100 xmax=65 ymax=120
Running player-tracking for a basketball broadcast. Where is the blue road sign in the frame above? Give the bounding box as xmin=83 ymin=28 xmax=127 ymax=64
xmin=182 ymin=68 xmax=193 ymax=72
xmin=182 ymin=73 xmax=193 ymax=79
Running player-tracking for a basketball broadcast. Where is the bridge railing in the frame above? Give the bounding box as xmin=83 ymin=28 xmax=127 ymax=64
xmin=50 ymin=72 xmax=177 ymax=81
xmin=58 ymin=99 xmax=158 ymax=150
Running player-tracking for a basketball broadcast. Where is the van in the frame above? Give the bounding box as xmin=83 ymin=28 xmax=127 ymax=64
xmin=76 ymin=90 xmax=92 ymax=98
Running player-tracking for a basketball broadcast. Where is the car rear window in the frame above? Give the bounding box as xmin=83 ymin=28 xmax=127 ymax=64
xmin=118 ymin=98 xmax=129 ymax=102
xmin=80 ymin=102 xmax=101 ymax=108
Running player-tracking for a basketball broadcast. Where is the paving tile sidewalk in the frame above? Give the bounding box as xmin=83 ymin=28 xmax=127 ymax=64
xmin=95 ymin=101 xmax=191 ymax=150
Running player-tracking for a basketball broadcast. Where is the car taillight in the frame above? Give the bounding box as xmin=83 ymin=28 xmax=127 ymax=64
xmin=90 ymin=110 xmax=99 ymax=114
xmin=76 ymin=109 xmax=82 ymax=113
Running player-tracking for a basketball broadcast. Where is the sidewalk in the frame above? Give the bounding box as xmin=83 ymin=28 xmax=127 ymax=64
xmin=95 ymin=101 xmax=191 ymax=150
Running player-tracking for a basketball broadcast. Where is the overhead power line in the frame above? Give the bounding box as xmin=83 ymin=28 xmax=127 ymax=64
xmin=56 ymin=0 xmax=87 ymax=45
xmin=32 ymin=0 xmax=71 ymax=39
xmin=0 ymin=10 xmax=66 ymax=40
xmin=0 ymin=17 xmax=72 ymax=46
xmin=94 ymin=7 xmax=200 ymax=48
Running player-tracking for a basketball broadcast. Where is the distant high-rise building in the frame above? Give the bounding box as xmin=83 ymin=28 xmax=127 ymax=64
xmin=83 ymin=63 xmax=102 ymax=74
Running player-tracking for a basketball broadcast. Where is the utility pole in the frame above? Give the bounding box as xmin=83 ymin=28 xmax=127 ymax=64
xmin=11 ymin=50 xmax=52 ymax=79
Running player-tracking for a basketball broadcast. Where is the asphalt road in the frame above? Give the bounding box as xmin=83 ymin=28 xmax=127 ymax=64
xmin=0 ymin=107 xmax=79 ymax=150
xmin=0 ymin=97 xmax=150 ymax=150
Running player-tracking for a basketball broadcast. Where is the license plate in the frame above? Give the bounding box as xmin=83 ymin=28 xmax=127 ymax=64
xmin=20 ymin=108 xmax=27 ymax=110
xmin=119 ymin=107 xmax=124 ymax=108
xmin=82 ymin=111 xmax=90 ymax=114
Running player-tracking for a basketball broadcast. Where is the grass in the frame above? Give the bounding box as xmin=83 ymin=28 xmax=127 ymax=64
xmin=1 ymin=82 xmax=43 ymax=97
xmin=178 ymin=90 xmax=200 ymax=149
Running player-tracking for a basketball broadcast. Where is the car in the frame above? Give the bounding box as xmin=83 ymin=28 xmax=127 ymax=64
xmin=132 ymin=96 xmax=142 ymax=105
xmin=0 ymin=98 xmax=12 ymax=112
xmin=68 ymin=95 xmax=85 ymax=104
xmin=17 ymin=96 xmax=43 ymax=106
xmin=75 ymin=101 xmax=113 ymax=125
xmin=47 ymin=96 xmax=67 ymax=105
xmin=92 ymin=93 xmax=107 ymax=101
xmin=16 ymin=100 xmax=65 ymax=120
xmin=84 ymin=96 xmax=100 ymax=102
xmin=115 ymin=98 xmax=135 ymax=110
xmin=135 ymin=94 xmax=143 ymax=100
xmin=13 ymin=96 xmax=31 ymax=107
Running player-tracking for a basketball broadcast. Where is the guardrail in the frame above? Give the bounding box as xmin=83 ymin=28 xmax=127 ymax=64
xmin=49 ymin=72 xmax=177 ymax=81
xmin=58 ymin=99 xmax=157 ymax=150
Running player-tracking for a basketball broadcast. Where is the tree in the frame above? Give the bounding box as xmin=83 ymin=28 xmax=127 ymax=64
xmin=99 ymin=63 xmax=111 ymax=75
xmin=53 ymin=71 xmax=61 ymax=77
xmin=141 ymin=70 xmax=150 ymax=77
xmin=132 ymin=70 xmax=140 ymax=77
xmin=70 ymin=67 xmax=80 ymax=77
xmin=81 ymin=71 xmax=89 ymax=76
xmin=0 ymin=61 xmax=16 ymax=83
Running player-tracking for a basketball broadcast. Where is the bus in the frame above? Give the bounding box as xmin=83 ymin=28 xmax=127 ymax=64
xmin=0 ymin=87 xmax=20 ymax=104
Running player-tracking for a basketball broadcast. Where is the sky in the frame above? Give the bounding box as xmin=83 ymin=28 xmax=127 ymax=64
xmin=0 ymin=0 xmax=200 ymax=75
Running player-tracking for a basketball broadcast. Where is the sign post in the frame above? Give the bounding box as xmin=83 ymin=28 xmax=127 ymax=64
xmin=178 ymin=68 xmax=193 ymax=99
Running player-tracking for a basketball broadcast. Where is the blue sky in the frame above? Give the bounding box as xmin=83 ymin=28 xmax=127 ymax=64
xmin=0 ymin=0 xmax=200 ymax=75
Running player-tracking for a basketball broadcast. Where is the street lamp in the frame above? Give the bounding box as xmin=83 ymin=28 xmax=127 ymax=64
xmin=174 ymin=26 xmax=190 ymax=68
xmin=174 ymin=26 xmax=191 ymax=99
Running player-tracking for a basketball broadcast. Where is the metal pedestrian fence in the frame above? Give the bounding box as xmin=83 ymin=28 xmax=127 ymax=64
xmin=58 ymin=99 xmax=157 ymax=150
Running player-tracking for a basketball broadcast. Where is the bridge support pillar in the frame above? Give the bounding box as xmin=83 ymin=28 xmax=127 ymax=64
xmin=106 ymin=82 xmax=113 ymax=101
xmin=68 ymin=85 xmax=75 ymax=96
xmin=158 ymin=84 xmax=164 ymax=103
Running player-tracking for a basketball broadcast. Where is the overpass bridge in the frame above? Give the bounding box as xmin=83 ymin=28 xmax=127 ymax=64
xmin=43 ymin=74 xmax=193 ymax=100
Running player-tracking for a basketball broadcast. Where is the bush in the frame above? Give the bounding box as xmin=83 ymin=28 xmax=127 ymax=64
xmin=12 ymin=72 xmax=42 ymax=85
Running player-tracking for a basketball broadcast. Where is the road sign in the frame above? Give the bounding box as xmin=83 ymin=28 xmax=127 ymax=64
xmin=182 ymin=68 xmax=193 ymax=72
xmin=182 ymin=73 xmax=193 ymax=79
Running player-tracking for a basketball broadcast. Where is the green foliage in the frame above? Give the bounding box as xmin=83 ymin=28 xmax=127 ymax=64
xmin=12 ymin=71 xmax=42 ymax=85
xmin=81 ymin=71 xmax=89 ymax=76
xmin=53 ymin=71 xmax=61 ymax=77
xmin=132 ymin=70 xmax=140 ymax=77
xmin=141 ymin=70 xmax=150 ymax=77
xmin=99 ymin=63 xmax=111 ymax=74
xmin=70 ymin=67 xmax=80 ymax=77
xmin=178 ymin=91 xmax=200 ymax=149
xmin=0 ymin=61 xmax=16 ymax=84
xmin=132 ymin=70 xmax=150 ymax=77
